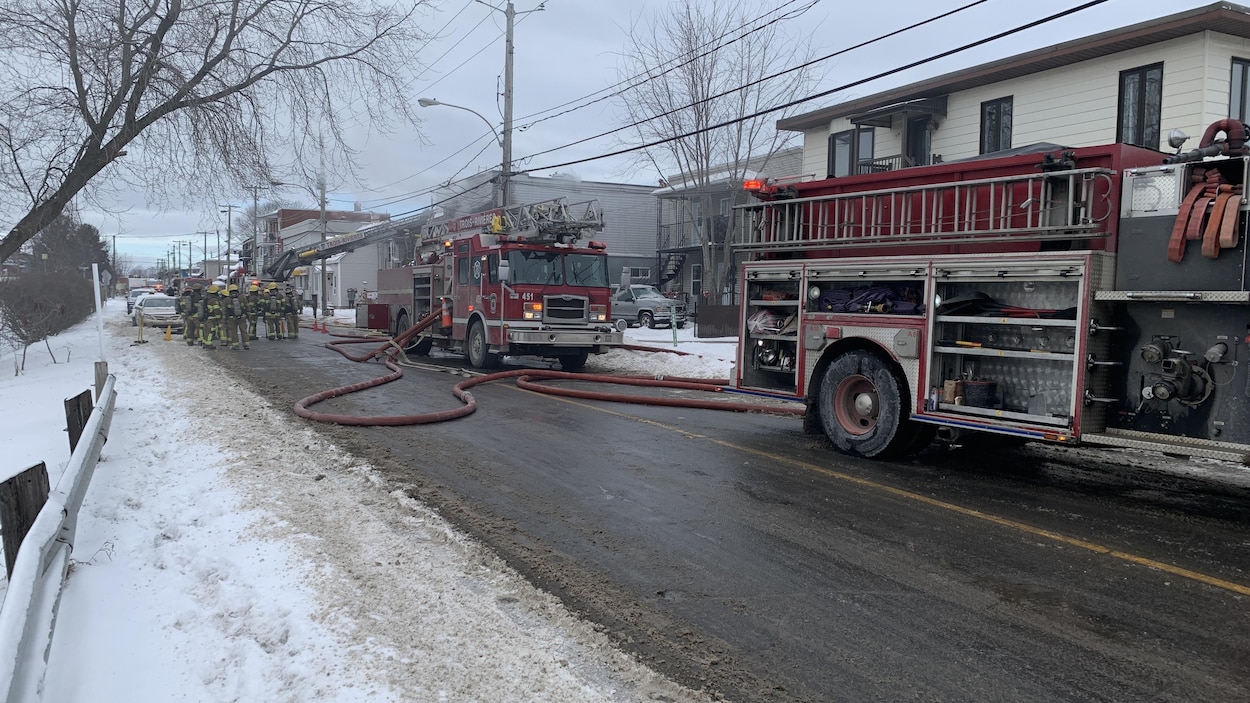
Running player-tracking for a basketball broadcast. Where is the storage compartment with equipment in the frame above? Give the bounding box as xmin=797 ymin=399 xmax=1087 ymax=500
xmin=740 ymin=269 xmax=801 ymax=392
xmin=926 ymin=259 xmax=1090 ymax=427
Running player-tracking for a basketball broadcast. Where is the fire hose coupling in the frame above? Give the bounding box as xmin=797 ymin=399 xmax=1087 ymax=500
xmin=1205 ymin=342 xmax=1229 ymax=363
xmin=1149 ymin=357 xmax=1213 ymax=406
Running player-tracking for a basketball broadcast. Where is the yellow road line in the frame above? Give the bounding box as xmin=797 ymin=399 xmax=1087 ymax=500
xmin=556 ymin=395 xmax=1250 ymax=597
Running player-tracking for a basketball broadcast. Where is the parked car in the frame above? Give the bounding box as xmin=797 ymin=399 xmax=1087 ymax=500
xmin=132 ymin=293 xmax=182 ymax=331
xmin=126 ymin=287 xmax=155 ymax=314
xmin=611 ymin=284 xmax=687 ymax=330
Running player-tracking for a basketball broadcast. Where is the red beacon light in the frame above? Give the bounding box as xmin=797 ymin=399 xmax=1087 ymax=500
xmin=743 ymin=179 xmax=765 ymax=192
xmin=587 ymin=240 xmax=607 ymax=250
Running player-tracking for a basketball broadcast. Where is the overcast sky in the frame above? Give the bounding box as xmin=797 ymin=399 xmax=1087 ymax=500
xmin=90 ymin=0 xmax=1211 ymax=269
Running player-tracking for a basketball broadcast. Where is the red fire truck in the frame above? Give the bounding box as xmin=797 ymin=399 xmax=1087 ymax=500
xmin=367 ymin=198 xmax=622 ymax=370
xmin=739 ymin=119 xmax=1250 ymax=462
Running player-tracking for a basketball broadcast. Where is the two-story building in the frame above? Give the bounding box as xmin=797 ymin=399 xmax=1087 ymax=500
xmin=779 ymin=2 xmax=1250 ymax=179
xmin=655 ymin=147 xmax=804 ymax=314
xmin=260 ymin=207 xmax=390 ymax=308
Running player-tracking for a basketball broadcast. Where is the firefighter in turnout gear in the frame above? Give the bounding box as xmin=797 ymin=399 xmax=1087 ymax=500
xmin=201 ymin=285 xmax=222 ymax=349
xmin=246 ymin=284 xmax=261 ymax=341
xmin=179 ymin=287 xmax=199 ymax=345
xmin=265 ymin=283 xmax=284 ymax=339
xmin=285 ymin=286 xmax=300 ymax=340
xmin=225 ymin=284 xmax=247 ymax=350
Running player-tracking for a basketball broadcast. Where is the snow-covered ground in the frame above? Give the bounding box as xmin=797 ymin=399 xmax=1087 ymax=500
xmin=2 ymin=304 xmax=730 ymax=702
xmin=3 ymin=303 xmax=1248 ymax=702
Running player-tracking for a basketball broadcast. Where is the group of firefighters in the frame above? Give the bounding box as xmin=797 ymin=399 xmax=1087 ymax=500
xmin=173 ymin=282 xmax=303 ymax=350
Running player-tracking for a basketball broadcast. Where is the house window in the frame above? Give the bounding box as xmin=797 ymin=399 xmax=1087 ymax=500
xmin=629 ymin=267 xmax=649 ymax=281
xmin=1118 ymin=63 xmax=1163 ymax=148
xmin=719 ymin=198 xmax=729 ymax=217
xmin=829 ymin=126 xmax=874 ymax=177
xmin=691 ymin=263 xmax=703 ymax=298
xmin=691 ymin=199 xmax=702 ymax=221
xmin=1232 ymin=58 xmax=1250 ymax=122
xmin=980 ymin=96 xmax=1013 ymax=154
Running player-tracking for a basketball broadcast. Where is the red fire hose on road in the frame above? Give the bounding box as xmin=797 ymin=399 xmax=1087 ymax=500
xmin=292 ymin=320 xmax=802 ymax=427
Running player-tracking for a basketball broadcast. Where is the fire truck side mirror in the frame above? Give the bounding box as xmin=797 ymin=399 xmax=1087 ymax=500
xmin=497 ymin=260 xmax=511 ymax=283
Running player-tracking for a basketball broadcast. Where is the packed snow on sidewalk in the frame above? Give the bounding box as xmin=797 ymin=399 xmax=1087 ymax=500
xmin=0 ymin=304 xmax=732 ymax=703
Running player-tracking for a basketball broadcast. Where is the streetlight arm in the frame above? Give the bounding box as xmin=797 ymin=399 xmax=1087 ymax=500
xmin=418 ymin=98 xmax=503 ymax=146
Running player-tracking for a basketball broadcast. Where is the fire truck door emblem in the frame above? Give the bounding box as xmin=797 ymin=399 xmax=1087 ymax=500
xmin=488 ymin=293 xmax=498 ymax=314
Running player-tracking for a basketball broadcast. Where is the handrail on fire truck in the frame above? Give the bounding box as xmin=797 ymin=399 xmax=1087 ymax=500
xmin=739 ymin=167 xmax=1116 ymax=252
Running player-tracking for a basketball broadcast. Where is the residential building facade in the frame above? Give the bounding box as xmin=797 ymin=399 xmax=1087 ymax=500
xmin=655 ymin=146 xmax=805 ymax=313
xmin=779 ymin=3 xmax=1250 ymax=180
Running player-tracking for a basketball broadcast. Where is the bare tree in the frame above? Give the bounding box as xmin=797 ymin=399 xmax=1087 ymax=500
xmin=616 ymin=0 xmax=818 ymax=299
xmin=0 ymin=0 xmax=433 ymax=265
xmin=0 ymin=272 xmax=95 ymax=373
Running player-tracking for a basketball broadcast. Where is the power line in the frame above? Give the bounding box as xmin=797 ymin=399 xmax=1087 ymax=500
xmin=517 ymin=0 xmax=990 ymax=165
xmin=514 ymin=0 xmax=820 ymax=130
xmin=515 ymin=0 xmax=1109 ymax=175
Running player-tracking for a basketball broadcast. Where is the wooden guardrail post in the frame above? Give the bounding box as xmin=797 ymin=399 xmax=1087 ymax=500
xmin=0 ymin=463 xmax=50 ymax=579
xmin=64 ymin=389 xmax=93 ymax=453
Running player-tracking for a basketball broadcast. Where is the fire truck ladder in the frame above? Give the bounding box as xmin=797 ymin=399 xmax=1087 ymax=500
xmin=739 ymin=168 xmax=1116 ymax=252
xmin=499 ymin=198 xmax=605 ymax=242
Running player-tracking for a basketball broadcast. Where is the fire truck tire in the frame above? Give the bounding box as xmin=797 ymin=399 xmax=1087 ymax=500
xmin=817 ymin=350 xmax=920 ymax=459
xmin=467 ymin=320 xmax=500 ymax=369
xmin=640 ymin=311 xmax=656 ymax=329
xmin=396 ymin=312 xmax=432 ymax=355
xmin=560 ymin=351 xmax=589 ymax=372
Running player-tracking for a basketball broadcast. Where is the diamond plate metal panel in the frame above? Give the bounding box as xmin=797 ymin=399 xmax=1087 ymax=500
xmin=1122 ymin=167 xmax=1181 ymax=218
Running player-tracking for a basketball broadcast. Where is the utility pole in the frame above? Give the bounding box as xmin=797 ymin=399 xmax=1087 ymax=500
xmin=501 ymin=0 xmax=515 ymax=208
xmin=477 ymin=0 xmax=543 ymax=207
xmin=246 ymin=181 xmax=284 ymax=275
xmin=319 ymin=171 xmax=329 ymax=318
xmin=220 ymin=204 xmax=235 ymax=281
xmin=199 ymin=231 xmax=209 ymax=275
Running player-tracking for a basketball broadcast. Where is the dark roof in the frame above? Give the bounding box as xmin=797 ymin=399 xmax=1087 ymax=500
xmin=779 ymin=2 xmax=1250 ymax=131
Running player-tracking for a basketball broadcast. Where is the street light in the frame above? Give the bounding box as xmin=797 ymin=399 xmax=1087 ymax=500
xmin=419 ymin=96 xmax=509 ymax=206
xmin=417 ymin=98 xmax=502 ymax=146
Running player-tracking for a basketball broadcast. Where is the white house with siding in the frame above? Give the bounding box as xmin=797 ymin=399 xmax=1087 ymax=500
xmin=780 ymin=3 xmax=1250 ymax=179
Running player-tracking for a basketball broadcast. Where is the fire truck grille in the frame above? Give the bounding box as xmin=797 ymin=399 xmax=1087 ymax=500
xmin=544 ymin=295 xmax=588 ymax=323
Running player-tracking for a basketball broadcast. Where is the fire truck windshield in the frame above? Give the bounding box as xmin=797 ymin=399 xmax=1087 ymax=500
xmin=505 ymin=250 xmax=609 ymax=287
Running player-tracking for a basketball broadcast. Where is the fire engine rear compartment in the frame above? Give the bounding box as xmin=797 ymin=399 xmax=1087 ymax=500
xmin=737 ymin=138 xmax=1250 ymax=461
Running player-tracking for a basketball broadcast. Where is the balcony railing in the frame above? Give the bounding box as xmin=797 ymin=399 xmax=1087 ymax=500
xmin=854 ymin=154 xmax=916 ymax=175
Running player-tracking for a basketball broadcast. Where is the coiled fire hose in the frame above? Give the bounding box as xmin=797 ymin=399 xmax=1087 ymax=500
xmin=292 ymin=318 xmax=804 ymax=426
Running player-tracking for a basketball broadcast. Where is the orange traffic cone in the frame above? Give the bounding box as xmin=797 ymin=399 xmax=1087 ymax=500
xmin=164 ymin=325 xmax=172 ymax=341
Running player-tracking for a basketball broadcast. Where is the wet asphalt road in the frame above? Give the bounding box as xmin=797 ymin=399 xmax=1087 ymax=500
xmin=211 ymin=331 xmax=1250 ymax=702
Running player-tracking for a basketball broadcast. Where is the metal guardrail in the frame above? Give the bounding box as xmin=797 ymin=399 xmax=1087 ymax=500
xmin=0 ymin=374 xmax=117 ymax=702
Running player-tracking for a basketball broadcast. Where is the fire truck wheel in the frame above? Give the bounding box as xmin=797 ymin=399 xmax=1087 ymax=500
xmin=818 ymin=350 xmax=918 ymax=459
xmin=467 ymin=320 xmax=500 ymax=369
xmin=640 ymin=311 xmax=656 ymax=329
xmin=560 ymin=351 xmax=589 ymax=372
